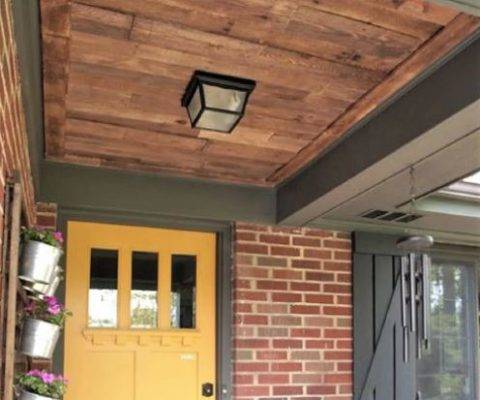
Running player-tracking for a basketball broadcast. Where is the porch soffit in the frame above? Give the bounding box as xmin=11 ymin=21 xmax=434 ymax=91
xmin=40 ymin=0 xmax=480 ymax=187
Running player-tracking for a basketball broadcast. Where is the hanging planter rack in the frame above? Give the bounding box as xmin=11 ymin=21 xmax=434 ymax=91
xmin=1 ymin=177 xmax=24 ymax=400
xmin=0 ymin=175 xmax=64 ymax=400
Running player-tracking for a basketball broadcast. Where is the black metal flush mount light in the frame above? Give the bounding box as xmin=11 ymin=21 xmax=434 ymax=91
xmin=181 ymin=70 xmax=256 ymax=133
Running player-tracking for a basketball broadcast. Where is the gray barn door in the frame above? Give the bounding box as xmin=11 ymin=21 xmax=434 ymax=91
xmin=353 ymin=232 xmax=416 ymax=400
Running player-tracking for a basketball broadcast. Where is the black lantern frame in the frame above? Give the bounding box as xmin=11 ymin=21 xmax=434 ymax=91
xmin=181 ymin=70 xmax=256 ymax=133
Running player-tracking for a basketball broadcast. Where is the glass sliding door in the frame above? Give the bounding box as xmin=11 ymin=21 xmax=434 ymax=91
xmin=416 ymin=257 xmax=478 ymax=400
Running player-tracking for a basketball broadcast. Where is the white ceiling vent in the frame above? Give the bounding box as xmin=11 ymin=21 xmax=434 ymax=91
xmin=360 ymin=209 xmax=423 ymax=223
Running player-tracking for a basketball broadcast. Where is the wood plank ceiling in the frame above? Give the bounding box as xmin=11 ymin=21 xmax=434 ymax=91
xmin=40 ymin=0 xmax=480 ymax=186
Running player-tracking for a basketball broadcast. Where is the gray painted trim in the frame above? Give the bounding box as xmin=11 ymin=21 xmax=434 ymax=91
xmin=39 ymin=161 xmax=276 ymax=224
xmin=310 ymin=217 xmax=480 ymax=247
xmin=11 ymin=0 xmax=43 ymax=193
xmin=353 ymin=231 xmax=480 ymax=256
xmin=412 ymin=195 xmax=480 ymax=218
xmin=53 ymin=208 xmax=233 ymax=399
xmin=277 ymin=34 xmax=480 ymax=223
xmin=353 ymin=231 xmax=405 ymax=256
xmin=216 ymin=223 xmax=233 ymax=399
xmin=432 ymin=0 xmax=480 ymax=16
xmin=432 ymin=242 xmax=480 ymax=257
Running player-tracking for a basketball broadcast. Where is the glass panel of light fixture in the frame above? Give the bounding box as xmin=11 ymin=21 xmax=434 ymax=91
xmin=187 ymin=86 xmax=202 ymax=123
xmin=202 ymin=84 xmax=246 ymax=112
xmin=195 ymin=110 xmax=240 ymax=132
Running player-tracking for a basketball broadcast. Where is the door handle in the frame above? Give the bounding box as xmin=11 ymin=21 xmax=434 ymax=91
xmin=202 ymin=382 xmax=214 ymax=397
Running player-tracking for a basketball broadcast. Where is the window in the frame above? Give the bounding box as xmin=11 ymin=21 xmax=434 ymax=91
xmin=87 ymin=250 xmax=200 ymax=330
xmin=130 ymin=252 xmax=158 ymax=329
xmin=416 ymin=258 xmax=478 ymax=400
xmin=88 ymin=249 xmax=118 ymax=328
xmin=171 ymin=255 xmax=196 ymax=329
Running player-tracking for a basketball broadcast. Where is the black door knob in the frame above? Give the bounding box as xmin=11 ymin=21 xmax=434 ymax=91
xmin=202 ymin=382 xmax=214 ymax=397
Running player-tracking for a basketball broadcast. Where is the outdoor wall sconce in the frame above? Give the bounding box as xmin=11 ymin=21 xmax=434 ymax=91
xmin=181 ymin=71 xmax=256 ymax=133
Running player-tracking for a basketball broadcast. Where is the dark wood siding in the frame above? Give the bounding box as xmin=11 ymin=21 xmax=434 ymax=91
xmin=353 ymin=232 xmax=415 ymax=400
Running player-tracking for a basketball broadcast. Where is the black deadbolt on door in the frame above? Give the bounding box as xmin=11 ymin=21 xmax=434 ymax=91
xmin=202 ymin=383 xmax=214 ymax=397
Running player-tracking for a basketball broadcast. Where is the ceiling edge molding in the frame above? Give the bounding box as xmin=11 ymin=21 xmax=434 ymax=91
xmin=39 ymin=161 xmax=276 ymax=224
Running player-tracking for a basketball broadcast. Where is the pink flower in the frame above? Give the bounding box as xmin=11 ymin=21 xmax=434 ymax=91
xmin=41 ymin=372 xmax=56 ymax=384
xmin=43 ymin=296 xmax=60 ymax=306
xmin=48 ymin=304 xmax=62 ymax=315
xmin=44 ymin=296 xmax=60 ymax=314
xmin=53 ymin=231 xmax=64 ymax=244
xmin=24 ymin=301 xmax=36 ymax=313
xmin=26 ymin=369 xmax=43 ymax=378
xmin=43 ymin=296 xmax=63 ymax=315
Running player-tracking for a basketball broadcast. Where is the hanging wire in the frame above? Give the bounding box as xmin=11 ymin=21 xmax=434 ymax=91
xmin=409 ymin=165 xmax=416 ymax=211
xmin=402 ymin=165 xmax=417 ymax=237
xmin=397 ymin=164 xmax=435 ymax=250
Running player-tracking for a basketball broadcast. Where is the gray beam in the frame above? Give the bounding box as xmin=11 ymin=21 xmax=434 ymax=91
xmin=39 ymin=161 xmax=276 ymax=224
xmin=277 ymin=34 xmax=480 ymax=224
xmin=11 ymin=1 xmax=43 ymax=193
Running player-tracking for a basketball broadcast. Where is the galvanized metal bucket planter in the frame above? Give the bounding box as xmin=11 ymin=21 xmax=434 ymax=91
xmin=19 ymin=241 xmax=62 ymax=284
xmin=20 ymin=318 xmax=60 ymax=359
xmin=45 ymin=274 xmax=61 ymax=296
xmin=23 ymin=266 xmax=63 ymax=296
xmin=17 ymin=389 xmax=54 ymax=400
xmin=23 ymin=281 xmax=48 ymax=295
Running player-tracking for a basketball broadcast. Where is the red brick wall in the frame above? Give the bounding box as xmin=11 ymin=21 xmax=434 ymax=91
xmin=0 ymin=0 xmax=37 ymax=229
xmin=35 ymin=202 xmax=58 ymax=230
xmin=233 ymin=223 xmax=353 ymax=400
xmin=1 ymin=2 xmax=57 ymax=373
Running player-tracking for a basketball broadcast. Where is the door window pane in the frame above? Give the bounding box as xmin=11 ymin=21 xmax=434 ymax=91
xmin=88 ymin=249 xmax=118 ymax=328
xmin=171 ymin=255 xmax=196 ymax=329
xmin=416 ymin=261 xmax=476 ymax=400
xmin=131 ymin=252 xmax=158 ymax=329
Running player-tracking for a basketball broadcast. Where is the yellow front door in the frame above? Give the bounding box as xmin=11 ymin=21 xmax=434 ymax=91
xmin=64 ymin=222 xmax=216 ymax=400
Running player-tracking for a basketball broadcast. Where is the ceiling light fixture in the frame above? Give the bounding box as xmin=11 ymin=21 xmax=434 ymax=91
xmin=181 ymin=71 xmax=256 ymax=133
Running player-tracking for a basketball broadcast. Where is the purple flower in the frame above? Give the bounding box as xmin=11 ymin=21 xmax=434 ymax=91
xmin=24 ymin=301 xmax=36 ymax=313
xmin=23 ymin=296 xmax=69 ymax=326
xmin=44 ymin=296 xmax=59 ymax=306
xmin=26 ymin=369 xmax=43 ymax=378
xmin=43 ymin=296 xmax=63 ymax=315
xmin=41 ymin=372 xmax=56 ymax=384
xmin=48 ymin=304 xmax=62 ymax=315
xmin=53 ymin=231 xmax=64 ymax=244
